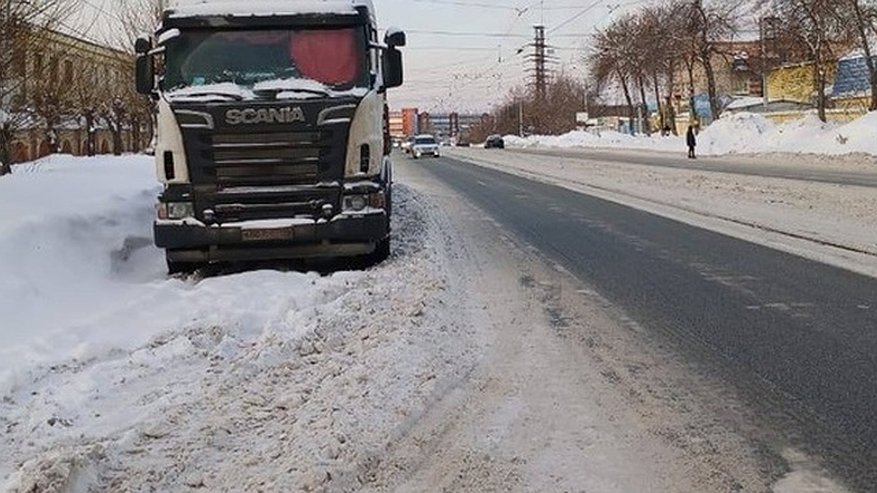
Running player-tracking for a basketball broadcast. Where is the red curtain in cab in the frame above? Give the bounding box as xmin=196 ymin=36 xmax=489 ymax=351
xmin=290 ymin=29 xmax=361 ymax=86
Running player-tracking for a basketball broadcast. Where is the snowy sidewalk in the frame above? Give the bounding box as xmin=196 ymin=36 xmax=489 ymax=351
xmin=505 ymin=111 xmax=877 ymax=158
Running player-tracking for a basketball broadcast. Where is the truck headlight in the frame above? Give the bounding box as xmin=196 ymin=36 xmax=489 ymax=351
xmin=342 ymin=193 xmax=385 ymax=212
xmin=343 ymin=195 xmax=368 ymax=212
xmin=166 ymin=202 xmax=195 ymax=220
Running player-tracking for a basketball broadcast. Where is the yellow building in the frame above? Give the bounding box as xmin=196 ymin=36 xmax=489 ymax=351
xmin=765 ymin=62 xmax=837 ymax=104
xmin=764 ymin=61 xmax=867 ymax=124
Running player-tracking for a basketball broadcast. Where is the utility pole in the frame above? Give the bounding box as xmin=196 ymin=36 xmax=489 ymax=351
xmin=518 ymin=98 xmax=523 ymax=137
xmin=760 ymin=16 xmax=778 ymax=109
xmin=760 ymin=17 xmax=768 ymax=108
xmin=533 ymin=25 xmax=547 ymax=102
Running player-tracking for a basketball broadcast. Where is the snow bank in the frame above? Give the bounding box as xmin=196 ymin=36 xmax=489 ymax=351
xmin=504 ymin=129 xmax=667 ymax=151
xmin=505 ymin=111 xmax=877 ymax=157
xmin=0 ymin=155 xmax=351 ymax=393
xmin=1 ymin=155 xmax=476 ymax=491
xmin=0 ymin=155 xmax=163 ymax=392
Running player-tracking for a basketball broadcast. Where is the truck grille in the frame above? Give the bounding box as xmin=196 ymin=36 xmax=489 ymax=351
xmin=204 ymin=131 xmax=327 ymax=186
xmin=209 ymin=186 xmax=340 ymax=224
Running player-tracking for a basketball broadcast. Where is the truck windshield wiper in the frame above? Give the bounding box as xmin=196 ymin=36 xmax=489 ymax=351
xmin=254 ymin=86 xmax=331 ymax=98
xmin=169 ymin=91 xmax=244 ymax=101
xmin=282 ymin=88 xmax=331 ymax=96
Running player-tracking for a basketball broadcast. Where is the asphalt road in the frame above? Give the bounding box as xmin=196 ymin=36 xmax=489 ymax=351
xmin=416 ymin=155 xmax=877 ymax=490
xmin=510 ymin=147 xmax=877 ymax=188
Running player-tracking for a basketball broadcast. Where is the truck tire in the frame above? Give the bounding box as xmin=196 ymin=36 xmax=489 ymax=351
xmin=166 ymin=254 xmax=202 ymax=276
xmin=370 ymin=236 xmax=391 ymax=264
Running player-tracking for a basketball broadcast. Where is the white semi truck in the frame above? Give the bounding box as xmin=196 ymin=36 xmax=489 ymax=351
xmin=134 ymin=0 xmax=405 ymax=274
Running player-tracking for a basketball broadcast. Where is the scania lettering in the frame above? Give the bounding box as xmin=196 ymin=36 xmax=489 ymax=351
xmin=134 ymin=0 xmax=405 ymax=274
xmin=226 ymin=107 xmax=307 ymax=126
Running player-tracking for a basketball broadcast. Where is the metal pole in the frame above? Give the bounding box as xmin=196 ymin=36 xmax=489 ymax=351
xmin=761 ymin=17 xmax=769 ymax=108
xmin=518 ymin=99 xmax=523 ymax=137
xmin=585 ymin=82 xmax=590 ymax=116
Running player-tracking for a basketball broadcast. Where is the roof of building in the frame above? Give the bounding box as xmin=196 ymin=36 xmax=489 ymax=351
xmin=724 ymin=99 xmax=813 ymax=113
xmin=36 ymin=27 xmax=131 ymax=60
xmin=725 ymin=96 xmax=764 ymax=111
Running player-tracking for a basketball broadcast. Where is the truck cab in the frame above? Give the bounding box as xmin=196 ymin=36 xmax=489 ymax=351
xmin=135 ymin=0 xmax=405 ymax=273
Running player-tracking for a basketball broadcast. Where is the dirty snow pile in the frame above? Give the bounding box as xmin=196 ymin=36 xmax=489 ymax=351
xmin=0 ymin=155 xmax=475 ymax=491
xmin=505 ymin=111 xmax=877 ymax=156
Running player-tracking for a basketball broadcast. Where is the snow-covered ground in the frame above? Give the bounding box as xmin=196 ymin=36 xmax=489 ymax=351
xmin=0 ymin=155 xmax=162 ymax=393
xmin=505 ymin=111 xmax=877 ymax=157
xmin=0 ymin=154 xmax=850 ymax=492
xmin=0 ymin=155 xmax=477 ymax=491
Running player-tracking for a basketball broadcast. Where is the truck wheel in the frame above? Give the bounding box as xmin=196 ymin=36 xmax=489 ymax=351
xmin=166 ymin=254 xmax=201 ymax=276
xmin=370 ymin=237 xmax=391 ymax=264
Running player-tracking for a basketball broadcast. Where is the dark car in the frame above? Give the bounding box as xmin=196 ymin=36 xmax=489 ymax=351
xmin=485 ymin=135 xmax=505 ymax=149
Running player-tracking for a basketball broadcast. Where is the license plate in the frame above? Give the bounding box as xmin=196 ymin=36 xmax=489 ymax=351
xmin=241 ymin=228 xmax=294 ymax=242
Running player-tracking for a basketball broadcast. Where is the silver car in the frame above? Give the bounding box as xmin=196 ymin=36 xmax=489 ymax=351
xmin=410 ymin=135 xmax=440 ymax=159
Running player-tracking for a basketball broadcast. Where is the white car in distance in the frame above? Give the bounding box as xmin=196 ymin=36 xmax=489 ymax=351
xmin=410 ymin=134 xmax=441 ymax=159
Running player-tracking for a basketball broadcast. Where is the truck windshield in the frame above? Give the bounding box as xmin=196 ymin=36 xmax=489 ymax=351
xmin=163 ymin=27 xmax=369 ymax=92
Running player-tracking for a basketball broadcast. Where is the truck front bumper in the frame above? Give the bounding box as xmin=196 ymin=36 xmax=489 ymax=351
xmin=155 ymin=212 xmax=389 ymax=263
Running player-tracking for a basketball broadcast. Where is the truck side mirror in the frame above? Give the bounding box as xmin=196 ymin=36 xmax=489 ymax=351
xmin=385 ymin=28 xmax=406 ymax=48
xmin=383 ymin=48 xmax=403 ymax=89
xmin=135 ymin=36 xmax=151 ymax=55
xmin=135 ymin=55 xmax=155 ymax=95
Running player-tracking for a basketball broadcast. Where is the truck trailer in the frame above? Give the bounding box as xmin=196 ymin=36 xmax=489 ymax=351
xmin=134 ymin=0 xmax=405 ymax=274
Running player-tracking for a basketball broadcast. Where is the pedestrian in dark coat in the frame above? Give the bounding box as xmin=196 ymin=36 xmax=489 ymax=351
xmin=686 ymin=125 xmax=697 ymax=159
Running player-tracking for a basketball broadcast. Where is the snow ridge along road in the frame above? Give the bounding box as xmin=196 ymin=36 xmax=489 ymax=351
xmin=505 ymin=111 xmax=877 ymax=159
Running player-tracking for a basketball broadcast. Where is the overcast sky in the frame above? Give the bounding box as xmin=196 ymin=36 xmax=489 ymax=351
xmin=76 ymin=0 xmax=651 ymax=113
xmin=374 ymin=0 xmax=651 ymax=113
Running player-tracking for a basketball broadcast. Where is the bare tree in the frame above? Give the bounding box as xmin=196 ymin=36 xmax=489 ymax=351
xmin=470 ymin=75 xmax=588 ymax=139
xmin=108 ymin=0 xmax=163 ymax=153
xmin=588 ymin=2 xmax=744 ymax=134
xmin=639 ymin=5 xmax=674 ymax=133
xmin=28 ymin=33 xmax=79 ymax=155
xmin=773 ymin=0 xmax=848 ymax=121
xmin=837 ymin=0 xmax=877 ymax=110
xmin=68 ymin=57 xmax=100 ymax=156
xmin=0 ymin=0 xmax=81 ymax=173
xmin=110 ymin=0 xmax=162 ymax=50
xmin=589 ymin=15 xmax=641 ymax=133
xmin=682 ymin=0 xmax=748 ymax=122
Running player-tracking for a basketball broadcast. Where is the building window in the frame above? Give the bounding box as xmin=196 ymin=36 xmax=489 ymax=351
xmin=13 ymin=51 xmax=26 ymax=77
xmin=64 ymin=60 xmax=74 ymax=84
xmin=34 ymin=54 xmax=44 ymax=78
xmin=49 ymin=56 xmax=59 ymax=85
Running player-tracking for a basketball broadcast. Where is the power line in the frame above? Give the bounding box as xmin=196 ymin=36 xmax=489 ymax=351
xmin=411 ymin=0 xmax=589 ymax=11
xmin=548 ymin=0 xmax=605 ymax=34
xmin=548 ymin=0 xmax=649 ymax=34
xmin=406 ymin=29 xmax=529 ymax=38
xmin=406 ymin=46 xmax=506 ymax=52
xmin=411 ymin=0 xmax=518 ymax=10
